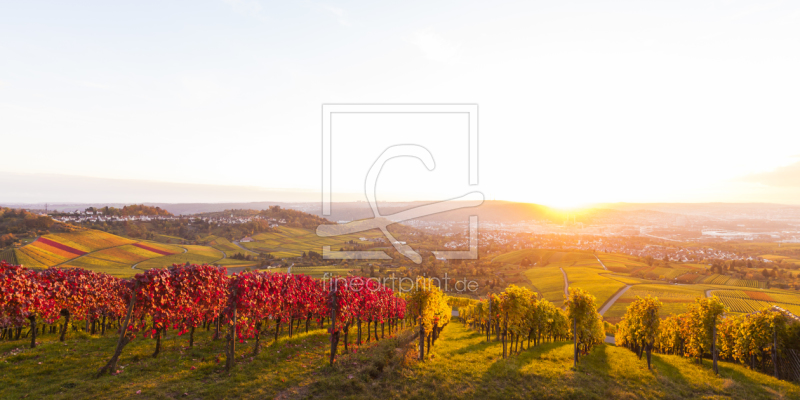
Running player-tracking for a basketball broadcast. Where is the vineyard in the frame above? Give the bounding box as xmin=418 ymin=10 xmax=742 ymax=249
xmin=460 ymin=286 xmax=605 ymax=363
xmin=0 ymin=248 xmax=17 ymax=265
xmin=0 ymin=261 xmax=464 ymax=376
xmin=522 ymin=266 xmax=567 ymax=306
xmin=562 ymin=267 xmax=626 ymax=306
xmin=701 ymin=274 xmax=764 ymax=288
xmin=616 ymin=295 xmax=800 ymax=381
xmin=2 ymin=260 xmax=800 ymax=399
xmin=203 ymin=236 xmax=258 ymax=256
xmin=711 ymin=290 xmax=800 ymax=313
xmin=240 ymin=226 xmax=382 ymax=259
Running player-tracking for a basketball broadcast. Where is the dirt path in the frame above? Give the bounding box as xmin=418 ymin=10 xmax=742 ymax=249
xmin=232 ymin=241 xmax=251 ymax=253
xmin=598 ymin=285 xmax=632 ymax=315
xmin=559 ymin=268 xmax=569 ymax=297
xmin=594 ymin=255 xmax=608 ymax=270
xmin=705 ymin=289 xmax=712 ymax=298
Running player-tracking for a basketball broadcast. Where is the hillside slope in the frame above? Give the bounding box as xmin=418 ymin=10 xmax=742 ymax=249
xmin=1 ymin=322 xmax=796 ymax=399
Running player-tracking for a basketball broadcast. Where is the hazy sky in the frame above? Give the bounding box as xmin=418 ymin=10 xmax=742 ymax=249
xmin=2 ymin=1 xmax=800 ymax=207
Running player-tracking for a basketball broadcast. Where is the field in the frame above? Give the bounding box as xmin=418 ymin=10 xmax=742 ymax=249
xmin=134 ymin=245 xmax=223 ymax=271
xmin=522 ymin=266 xmax=567 ymax=306
xmin=561 ymin=267 xmax=626 ymax=307
xmin=597 ymin=253 xmax=648 ymax=273
xmin=240 ymin=226 xmax=383 ymax=258
xmin=0 ymin=248 xmax=18 ymax=264
xmin=16 ymin=243 xmax=69 ymax=267
xmin=1 ymin=322 xmax=796 ymax=400
xmin=603 ymin=284 xmax=703 ymax=322
xmin=89 ymin=243 xmax=181 ymax=264
xmin=45 ymin=231 xmax=135 ymax=253
xmin=711 ymin=289 xmax=800 ymax=313
xmin=266 ymin=265 xmax=357 ymax=279
xmin=62 ymin=256 xmax=132 ymax=276
xmin=203 ymin=235 xmax=258 ymax=256
xmin=8 ymin=229 xmax=237 ymax=276
xmin=493 ymin=249 xmax=596 ymax=265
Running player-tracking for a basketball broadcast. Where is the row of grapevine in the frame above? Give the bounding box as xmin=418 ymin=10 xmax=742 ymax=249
xmin=404 ymin=277 xmax=451 ymax=360
xmin=702 ymin=274 xmax=731 ymax=285
xmin=618 ymin=295 xmax=798 ymax=379
xmin=628 ymin=289 xmax=696 ymax=299
xmin=718 ymin=297 xmax=773 ymax=313
xmin=727 ymin=278 xmax=764 ymax=288
xmin=460 ymin=285 xmax=604 ymax=364
xmin=0 ymin=261 xmax=407 ymax=375
xmin=710 ymin=290 xmax=750 ymax=299
xmin=0 ymin=248 xmax=17 ymax=265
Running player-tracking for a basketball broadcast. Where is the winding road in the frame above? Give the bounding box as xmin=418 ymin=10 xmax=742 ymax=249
xmin=598 ymin=285 xmax=632 ymax=315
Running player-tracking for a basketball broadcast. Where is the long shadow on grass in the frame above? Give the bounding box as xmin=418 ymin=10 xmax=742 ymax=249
xmin=91 ymin=328 xmax=334 ymax=399
xmin=471 ymin=341 xmax=584 ymax=399
xmin=715 ymin=361 xmax=799 ymax=399
xmin=444 ymin=334 xmax=502 ymax=356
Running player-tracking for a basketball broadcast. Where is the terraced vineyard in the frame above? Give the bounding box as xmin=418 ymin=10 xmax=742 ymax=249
xmin=134 ymin=245 xmax=223 ymax=270
xmin=604 ymin=284 xmax=703 ymax=322
xmin=522 ymin=266 xmax=567 ymax=306
xmin=717 ymin=297 xmax=773 ymax=313
xmin=726 ymin=278 xmax=764 ymax=288
xmin=597 ymin=253 xmax=648 ymax=273
xmin=493 ymin=248 xmax=598 ymax=265
xmin=203 ymin=235 xmax=258 ymax=256
xmin=0 ymin=248 xmax=17 ymax=264
xmin=45 ymin=231 xmax=135 ymax=253
xmin=702 ymin=274 xmax=731 ymax=285
xmin=240 ymin=226 xmax=383 ymax=258
xmin=711 ymin=289 xmax=800 ymax=313
xmin=562 ymin=266 xmax=626 ymax=307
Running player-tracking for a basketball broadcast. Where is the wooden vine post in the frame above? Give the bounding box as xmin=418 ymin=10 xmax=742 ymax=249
xmin=329 ymin=283 xmax=338 ymax=366
xmin=28 ymin=316 xmax=37 ymax=349
xmin=573 ymin=317 xmax=578 ymax=369
xmin=712 ymin=322 xmax=718 ymax=375
xmin=419 ymin=295 xmax=425 ymax=361
xmin=503 ymin=311 xmax=509 ymax=359
xmin=225 ymin=289 xmax=237 ymax=372
xmin=773 ymin=326 xmax=779 ymax=378
xmin=97 ymin=281 xmax=139 ymax=377
xmin=486 ymin=292 xmax=492 ymax=343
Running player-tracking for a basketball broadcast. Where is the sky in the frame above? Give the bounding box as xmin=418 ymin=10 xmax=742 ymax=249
xmin=1 ymin=0 xmax=800 ymax=208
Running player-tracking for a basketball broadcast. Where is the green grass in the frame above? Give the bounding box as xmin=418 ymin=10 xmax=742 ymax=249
xmin=311 ymin=322 xmax=798 ymax=399
xmin=1 ymin=322 xmax=797 ymax=399
xmin=0 ymin=322 xmax=340 ymax=399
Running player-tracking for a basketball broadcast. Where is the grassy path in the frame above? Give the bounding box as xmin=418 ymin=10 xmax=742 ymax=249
xmin=594 ymin=254 xmax=608 ymax=270
xmin=1 ymin=321 xmax=798 ymax=399
xmin=323 ymin=322 xmax=800 ymax=400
